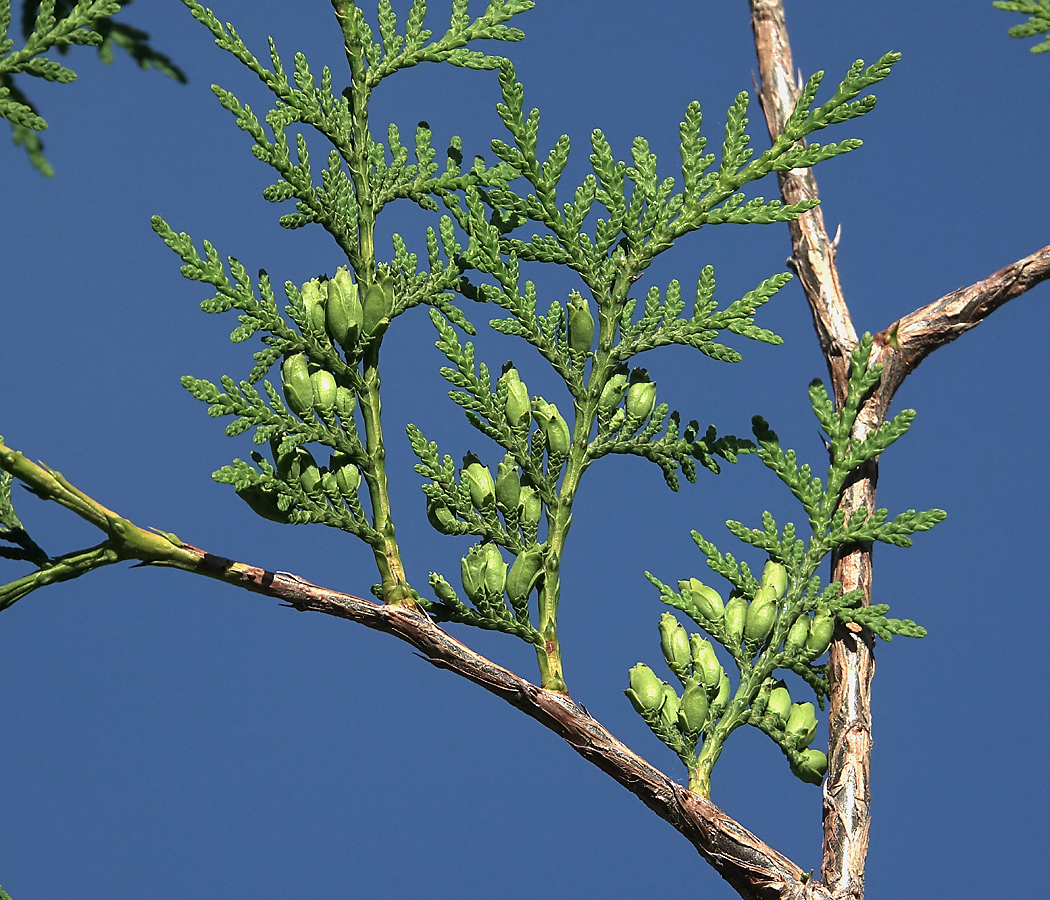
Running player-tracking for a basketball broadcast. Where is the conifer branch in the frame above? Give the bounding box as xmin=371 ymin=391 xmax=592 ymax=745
xmin=747 ymin=0 xmax=856 ymax=398
xmin=0 ymin=435 xmax=830 ymax=900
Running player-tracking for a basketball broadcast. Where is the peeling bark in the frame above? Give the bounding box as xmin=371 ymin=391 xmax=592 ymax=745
xmin=748 ymin=2 xmax=1050 ymax=897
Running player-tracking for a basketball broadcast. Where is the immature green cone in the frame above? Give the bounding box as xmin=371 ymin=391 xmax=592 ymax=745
xmin=300 ymin=277 xmax=328 ymax=335
xmin=480 ymin=542 xmax=507 ymax=598
xmin=275 ymin=446 xmax=320 ymax=493
xmin=785 ymin=702 xmax=818 ymax=749
xmin=806 ymin=613 xmax=835 ymax=656
xmin=430 ymin=573 xmax=458 ymax=604
xmin=625 ymin=369 xmax=657 ymax=420
xmin=310 ymin=369 xmax=338 ymax=412
xmin=760 ymin=560 xmax=789 ymax=599
xmin=499 ymin=364 xmax=531 ymax=428
xmin=494 ymin=459 xmax=521 ymax=513
xmin=236 ymin=484 xmax=291 ymax=523
xmin=767 ymin=681 xmax=791 ymax=726
xmin=744 ymin=596 xmax=777 ymax=644
xmin=335 ymin=465 xmax=359 ymax=494
xmin=506 ymin=545 xmax=544 ymax=606
xmin=299 ymin=460 xmax=323 ymax=494
xmin=335 ymin=386 xmax=356 ymax=420
xmin=598 ymin=363 xmax=629 ymax=412
xmin=689 ymin=635 xmax=722 ymax=690
xmin=753 ymin=583 xmax=778 ymax=606
xmin=281 ymin=354 xmax=313 ymax=419
xmin=518 ymin=485 xmax=542 ymax=528
xmin=329 ymin=452 xmax=360 ymax=494
xmin=461 ymin=543 xmax=504 ymax=606
xmin=426 ymin=498 xmax=458 ymax=535
xmin=790 ymin=748 xmax=828 ymax=786
xmin=678 ymin=681 xmax=709 ymax=735
xmin=680 ymin=578 xmax=724 ymax=622
xmin=277 ymin=446 xmax=315 ymax=484
xmin=462 ymin=454 xmax=496 ymax=511
xmin=566 ymin=290 xmax=594 ymax=353
xmin=547 ymin=407 xmax=572 ymax=456
xmin=325 ymin=266 xmax=362 ymax=351
xmin=362 ymin=274 xmax=394 ymax=338
xmin=532 ymin=399 xmax=571 ymax=456
xmin=460 ymin=546 xmax=486 ymax=605
xmin=786 ymin=614 xmax=811 ymax=651
xmin=625 ymin=663 xmax=664 ymax=715
xmin=724 ymin=594 xmax=748 ymax=647
xmin=712 ymin=671 xmax=731 ymax=712
xmin=321 ymin=469 xmax=338 ymax=495
xmin=658 ymin=612 xmax=691 ymax=674
xmin=657 ymin=683 xmax=680 ymax=731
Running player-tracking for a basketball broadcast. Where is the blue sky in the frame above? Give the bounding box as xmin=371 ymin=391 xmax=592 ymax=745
xmin=2 ymin=1 xmax=1047 ymax=898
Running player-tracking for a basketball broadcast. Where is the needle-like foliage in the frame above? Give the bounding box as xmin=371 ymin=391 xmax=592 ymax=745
xmin=994 ymin=0 xmax=1050 ymax=53
xmin=144 ymin=0 xmax=903 ymax=692
xmin=1 ymin=0 xmax=183 ymax=175
xmin=634 ymin=336 xmax=945 ymax=796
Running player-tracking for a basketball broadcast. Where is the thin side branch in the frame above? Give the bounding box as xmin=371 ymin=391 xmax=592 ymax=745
xmin=875 ymin=242 xmax=1050 ymax=390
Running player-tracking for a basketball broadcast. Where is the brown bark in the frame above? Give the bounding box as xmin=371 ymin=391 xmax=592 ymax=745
xmin=748 ymin=2 xmax=1050 ymax=898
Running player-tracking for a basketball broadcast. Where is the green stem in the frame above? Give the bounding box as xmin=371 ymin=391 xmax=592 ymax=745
xmin=692 ymin=658 xmax=774 ymax=797
xmin=334 ymin=0 xmax=376 ymax=277
xmin=358 ymin=362 xmax=410 ymax=604
xmin=330 ymin=0 xmax=409 ymax=605
xmin=0 ymin=543 xmax=120 ymax=612
xmin=0 ymin=442 xmax=207 ymax=575
xmin=692 ymin=734 xmax=723 ymax=798
xmin=531 ymin=273 xmax=636 ymax=690
xmin=532 ymin=402 xmax=595 ymax=692
xmin=533 ymin=311 xmax=624 ymax=691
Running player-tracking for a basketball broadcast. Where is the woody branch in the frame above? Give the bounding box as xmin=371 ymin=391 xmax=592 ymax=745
xmin=748 ymin=2 xmax=1050 ymax=898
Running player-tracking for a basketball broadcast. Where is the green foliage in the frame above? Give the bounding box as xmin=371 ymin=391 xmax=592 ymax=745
xmin=995 ymin=0 xmax=1050 ymax=53
xmin=0 ymin=0 xmax=953 ymax=870
xmin=1 ymin=0 xmax=183 ymax=175
xmin=150 ymin=0 xmax=897 ymax=688
xmin=409 ymin=54 xmax=896 ymax=660
xmin=156 ymin=0 xmax=536 ymax=604
xmin=20 ymin=0 xmax=186 ymax=76
xmin=634 ymin=336 xmax=945 ymax=796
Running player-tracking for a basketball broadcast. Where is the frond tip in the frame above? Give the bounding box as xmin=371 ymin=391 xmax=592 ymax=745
xmin=994 ymin=1 xmax=1050 ymax=54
